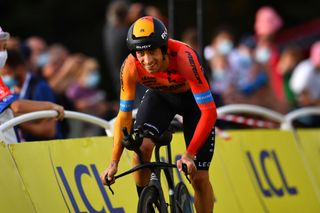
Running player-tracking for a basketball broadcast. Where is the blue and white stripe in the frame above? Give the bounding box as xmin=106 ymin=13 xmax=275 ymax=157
xmin=193 ymin=91 xmax=213 ymax=104
xmin=120 ymin=99 xmax=134 ymax=112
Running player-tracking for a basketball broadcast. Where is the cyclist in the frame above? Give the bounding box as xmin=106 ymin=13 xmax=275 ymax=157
xmin=100 ymin=16 xmax=217 ymax=213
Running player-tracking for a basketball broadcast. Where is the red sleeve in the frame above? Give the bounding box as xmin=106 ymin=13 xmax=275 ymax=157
xmin=177 ymin=45 xmax=217 ymax=156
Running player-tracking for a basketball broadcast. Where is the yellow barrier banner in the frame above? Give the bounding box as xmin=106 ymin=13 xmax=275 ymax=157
xmin=0 ymin=142 xmax=35 ymax=213
xmin=215 ymin=131 xmax=266 ymax=213
xmin=4 ymin=129 xmax=320 ymax=213
xmin=170 ymin=133 xmax=242 ymax=213
xmin=8 ymin=141 xmax=70 ymax=213
xmin=297 ymin=129 xmax=320 ymax=193
xmin=50 ymin=137 xmax=134 ymax=213
xmin=236 ymin=130 xmax=320 ymax=213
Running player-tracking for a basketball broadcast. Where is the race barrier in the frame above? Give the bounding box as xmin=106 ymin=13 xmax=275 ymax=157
xmin=1 ymin=129 xmax=320 ymax=213
xmin=1 ymin=106 xmax=320 ymax=212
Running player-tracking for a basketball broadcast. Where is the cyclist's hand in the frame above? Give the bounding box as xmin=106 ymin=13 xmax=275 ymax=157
xmin=177 ymin=152 xmax=197 ymax=176
xmin=100 ymin=160 xmax=118 ymax=185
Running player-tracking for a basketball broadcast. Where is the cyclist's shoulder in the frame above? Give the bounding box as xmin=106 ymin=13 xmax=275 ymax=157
xmin=120 ymin=54 xmax=139 ymax=82
xmin=168 ymin=39 xmax=191 ymax=52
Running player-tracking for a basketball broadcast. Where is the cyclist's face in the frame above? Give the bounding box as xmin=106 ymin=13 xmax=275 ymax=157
xmin=136 ymin=48 xmax=163 ymax=73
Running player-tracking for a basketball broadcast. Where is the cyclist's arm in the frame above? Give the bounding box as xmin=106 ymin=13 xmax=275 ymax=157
xmin=111 ymin=56 xmax=138 ymax=163
xmin=177 ymin=46 xmax=217 ymax=157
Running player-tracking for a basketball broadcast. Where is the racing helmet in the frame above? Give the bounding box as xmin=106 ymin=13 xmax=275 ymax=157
xmin=126 ymin=16 xmax=168 ymax=55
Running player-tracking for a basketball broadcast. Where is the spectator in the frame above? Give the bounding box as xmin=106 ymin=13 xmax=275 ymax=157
xmin=42 ymin=43 xmax=70 ymax=84
xmin=2 ymin=49 xmax=64 ymax=141
xmin=0 ymin=26 xmax=64 ymax=144
xmin=25 ymin=36 xmax=48 ymax=74
xmin=204 ymin=26 xmax=235 ymax=107
xmin=277 ymin=45 xmax=303 ymax=109
xmin=254 ymin=6 xmax=287 ymax=112
xmin=227 ymin=35 xmax=271 ymax=107
xmin=103 ymin=0 xmax=130 ymax=99
xmin=289 ymin=41 xmax=320 ymax=127
xmin=290 ymin=41 xmax=320 ymax=107
xmin=66 ymin=57 xmax=118 ymax=137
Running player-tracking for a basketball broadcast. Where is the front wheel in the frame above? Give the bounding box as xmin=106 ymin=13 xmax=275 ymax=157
xmin=174 ymin=182 xmax=193 ymax=213
xmin=137 ymin=186 xmax=162 ymax=213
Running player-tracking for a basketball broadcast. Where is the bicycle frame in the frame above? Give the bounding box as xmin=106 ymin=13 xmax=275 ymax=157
xmin=112 ymin=143 xmax=178 ymax=212
xmin=107 ymin=127 xmax=189 ymax=213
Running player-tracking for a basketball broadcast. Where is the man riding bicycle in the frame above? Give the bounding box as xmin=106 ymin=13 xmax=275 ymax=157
xmin=100 ymin=16 xmax=217 ymax=213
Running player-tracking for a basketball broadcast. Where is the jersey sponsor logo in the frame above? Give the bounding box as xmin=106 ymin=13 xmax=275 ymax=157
xmin=120 ymin=99 xmax=134 ymax=112
xmin=193 ymin=91 xmax=214 ymax=104
xmin=146 ymin=83 xmax=186 ymax=91
xmin=185 ymin=51 xmax=203 ymax=84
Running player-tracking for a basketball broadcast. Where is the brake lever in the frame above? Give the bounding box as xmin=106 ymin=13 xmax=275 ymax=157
xmin=105 ymin=177 xmax=115 ymax=195
xmin=182 ymin=163 xmax=191 ymax=184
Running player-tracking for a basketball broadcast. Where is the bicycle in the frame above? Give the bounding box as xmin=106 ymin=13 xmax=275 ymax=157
xmin=106 ymin=126 xmax=193 ymax=213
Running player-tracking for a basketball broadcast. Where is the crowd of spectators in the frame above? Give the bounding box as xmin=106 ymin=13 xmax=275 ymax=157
xmin=200 ymin=6 xmax=320 ymax=127
xmin=1 ymin=2 xmax=319 ymax=142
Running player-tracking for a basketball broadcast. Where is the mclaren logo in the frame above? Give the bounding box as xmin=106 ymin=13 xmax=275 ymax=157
xmin=136 ymin=44 xmax=151 ymax=49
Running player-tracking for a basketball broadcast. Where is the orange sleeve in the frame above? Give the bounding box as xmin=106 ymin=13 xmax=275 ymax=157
xmin=111 ymin=55 xmax=138 ymax=162
xmin=177 ymin=46 xmax=217 ymax=156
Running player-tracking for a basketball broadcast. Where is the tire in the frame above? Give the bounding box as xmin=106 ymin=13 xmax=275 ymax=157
xmin=174 ymin=182 xmax=193 ymax=213
xmin=137 ymin=186 xmax=162 ymax=213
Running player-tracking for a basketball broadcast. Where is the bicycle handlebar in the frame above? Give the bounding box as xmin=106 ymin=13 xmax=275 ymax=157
xmin=105 ymin=126 xmax=190 ymax=195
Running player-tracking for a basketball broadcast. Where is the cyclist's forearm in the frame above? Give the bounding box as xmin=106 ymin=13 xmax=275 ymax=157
xmin=111 ymin=113 xmax=132 ymax=162
xmin=187 ymin=109 xmax=217 ymax=156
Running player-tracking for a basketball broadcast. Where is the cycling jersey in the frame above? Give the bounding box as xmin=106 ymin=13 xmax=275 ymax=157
xmin=112 ymin=39 xmax=217 ymax=162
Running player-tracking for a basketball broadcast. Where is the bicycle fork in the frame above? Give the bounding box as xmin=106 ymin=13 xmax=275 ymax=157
xmin=149 ymin=169 xmax=168 ymax=212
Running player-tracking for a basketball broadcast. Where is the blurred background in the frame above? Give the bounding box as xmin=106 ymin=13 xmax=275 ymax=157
xmin=1 ymin=0 xmax=319 ymax=98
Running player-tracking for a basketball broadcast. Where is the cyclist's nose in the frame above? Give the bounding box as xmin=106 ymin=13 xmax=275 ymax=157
xmin=143 ymin=53 xmax=154 ymax=65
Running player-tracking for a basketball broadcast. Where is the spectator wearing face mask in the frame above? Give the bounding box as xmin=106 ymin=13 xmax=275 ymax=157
xmin=0 ymin=26 xmax=64 ymax=144
xmin=225 ymin=35 xmax=279 ymax=110
xmin=66 ymin=57 xmax=118 ymax=137
xmin=204 ymin=26 xmax=235 ymax=107
xmin=2 ymin=49 xmax=64 ymax=141
xmin=254 ymin=6 xmax=287 ymax=112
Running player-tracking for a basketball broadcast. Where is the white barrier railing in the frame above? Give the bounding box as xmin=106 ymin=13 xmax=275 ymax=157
xmin=0 ymin=110 xmax=112 ymax=144
xmin=281 ymin=107 xmax=320 ymax=130
xmin=217 ymin=104 xmax=285 ymax=123
xmin=1 ymin=105 xmax=319 ymax=144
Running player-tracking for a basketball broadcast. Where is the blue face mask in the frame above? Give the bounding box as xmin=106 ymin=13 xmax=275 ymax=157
xmin=238 ymin=52 xmax=252 ymax=67
xmin=217 ymin=40 xmax=233 ymax=55
xmin=36 ymin=52 xmax=50 ymax=68
xmin=255 ymin=47 xmax=271 ymax=64
xmin=84 ymin=71 xmax=100 ymax=88
xmin=2 ymin=75 xmax=17 ymax=90
xmin=212 ymin=69 xmax=226 ymax=81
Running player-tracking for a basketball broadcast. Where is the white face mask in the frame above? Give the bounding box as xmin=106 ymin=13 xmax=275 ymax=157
xmin=255 ymin=47 xmax=271 ymax=64
xmin=0 ymin=50 xmax=8 ymax=68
